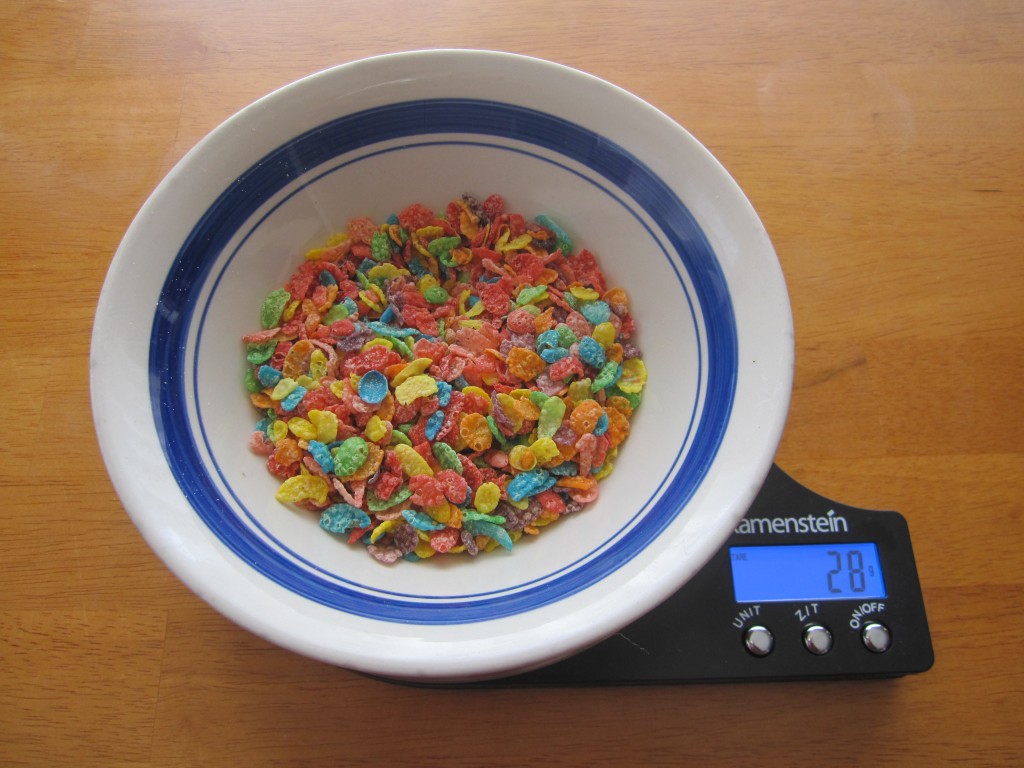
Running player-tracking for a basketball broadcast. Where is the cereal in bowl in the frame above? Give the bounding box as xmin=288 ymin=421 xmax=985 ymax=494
xmin=243 ymin=195 xmax=646 ymax=563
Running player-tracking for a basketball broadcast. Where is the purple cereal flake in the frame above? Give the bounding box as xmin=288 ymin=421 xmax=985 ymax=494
xmin=553 ymin=422 xmax=578 ymax=444
xmin=386 ymin=280 xmax=407 ymax=307
xmin=393 ymin=523 xmax=420 ymax=554
xmin=367 ymin=544 xmax=403 ymax=564
xmin=336 ymin=325 xmax=374 ymax=352
xmin=460 ymin=529 xmax=480 ymax=556
xmin=621 ymin=342 xmax=642 ymax=359
xmin=509 ymin=332 xmax=536 ymax=349
xmin=498 ymin=500 xmax=542 ymax=533
xmin=489 ymin=396 xmax=517 ymax=435
xmin=535 ymin=372 xmax=565 ymax=397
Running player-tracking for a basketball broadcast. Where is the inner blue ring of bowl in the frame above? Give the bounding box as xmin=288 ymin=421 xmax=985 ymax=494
xmin=198 ymin=139 xmax=699 ymax=602
xmin=150 ymin=98 xmax=737 ymax=624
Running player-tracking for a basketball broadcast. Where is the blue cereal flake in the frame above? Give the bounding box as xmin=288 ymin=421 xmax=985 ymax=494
xmin=257 ymin=365 xmax=283 ymax=387
xmin=366 ymin=320 xmax=417 ymax=337
xmin=320 ymin=503 xmax=371 ymax=533
xmin=357 ymin=370 xmax=389 ymax=404
xmin=548 ymin=461 xmax=579 ymax=477
xmin=319 ymin=270 xmax=337 ymax=286
xmin=535 ymin=329 xmax=561 ymax=354
xmin=577 ymin=336 xmax=606 ymax=369
xmin=280 ymin=385 xmax=307 ymax=412
xmin=424 ymin=410 xmax=445 ymax=441
xmin=580 ymin=300 xmax=611 ymax=325
xmin=401 ymin=509 xmax=446 ymax=531
xmin=308 ymin=440 xmax=335 ymax=474
xmin=534 ymin=214 xmax=573 ymax=254
xmin=593 ymin=411 xmax=610 ymax=437
xmin=463 ymin=519 xmax=514 ymax=551
xmin=540 ymin=347 xmax=570 ymax=364
xmin=435 ymin=380 xmax=452 ymax=407
xmin=506 ymin=468 xmax=556 ymax=502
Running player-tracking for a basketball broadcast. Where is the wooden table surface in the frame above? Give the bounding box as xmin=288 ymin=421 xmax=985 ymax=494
xmin=3 ymin=1 xmax=1022 ymax=765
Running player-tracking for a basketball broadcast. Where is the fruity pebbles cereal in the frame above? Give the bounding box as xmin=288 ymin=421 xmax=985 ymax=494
xmin=243 ymin=194 xmax=646 ymax=563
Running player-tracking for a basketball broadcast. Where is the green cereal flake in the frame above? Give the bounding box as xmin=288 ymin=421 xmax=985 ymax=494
xmin=515 ymin=285 xmax=548 ymax=306
xmin=431 ymin=442 xmax=463 ymax=474
xmin=591 ymin=360 xmax=622 ymax=391
xmin=423 ymin=285 xmax=450 ymax=304
xmin=486 ymin=415 xmax=509 ymax=446
xmin=371 ymin=230 xmax=391 ymax=261
xmin=462 ymin=511 xmax=507 ymax=525
xmin=609 ymin=385 xmax=643 ymax=409
xmin=389 ymin=429 xmax=412 ymax=446
xmin=321 ymin=303 xmax=349 ymax=324
xmin=246 ymin=340 xmax=278 ymax=365
xmin=537 ymin=396 xmax=566 ymax=438
xmin=367 ymin=485 xmax=413 ymax=512
xmin=244 ymin=366 xmax=262 ymax=393
xmin=332 ymin=436 xmax=369 ymax=476
xmin=260 ymin=288 xmax=291 ymax=329
xmin=427 ymin=236 xmax=460 ymax=259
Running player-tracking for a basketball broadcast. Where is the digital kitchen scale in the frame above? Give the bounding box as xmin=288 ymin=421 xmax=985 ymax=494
xmin=494 ymin=464 xmax=934 ymax=686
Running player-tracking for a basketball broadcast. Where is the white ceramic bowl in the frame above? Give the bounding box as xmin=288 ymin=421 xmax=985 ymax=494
xmin=91 ymin=50 xmax=792 ymax=682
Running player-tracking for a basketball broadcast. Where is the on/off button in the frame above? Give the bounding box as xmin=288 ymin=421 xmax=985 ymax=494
xmin=862 ymin=622 xmax=892 ymax=653
xmin=743 ymin=625 xmax=774 ymax=657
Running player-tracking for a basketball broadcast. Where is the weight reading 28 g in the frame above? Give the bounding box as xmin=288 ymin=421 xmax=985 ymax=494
xmin=730 ymin=543 xmax=887 ymax=603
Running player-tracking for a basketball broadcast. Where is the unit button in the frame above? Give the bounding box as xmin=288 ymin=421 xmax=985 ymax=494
xmin=803 ymin=624 xmax=833 ymax=655
xmin=743 ymin=625 xmax=774 ymax=657
xmin=862 ymin=622 xmax=892 ymax=653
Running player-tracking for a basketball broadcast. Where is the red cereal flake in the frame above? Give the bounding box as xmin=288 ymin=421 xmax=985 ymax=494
xmin=436 ymin=469 xmax=470 ymax=505
xmin=347 ymin=216 xmax=378 ymax=244
xmin=548 ymin=354 xmax=585 ymax=382
xmin=479 ymin=282 xmax=512 ymax=315
xmin=482 ymin=194 xmax=505 ymax=219
xmin=430 ymin=526 xmax=461 ymax=553
xmin=413 ymin=337 xmax=448 ymax=362
xmin=398 ymin=202 xmax=436 ymax=231
xmin=409 ymin=474 xmax=445 ymax=508
xmin=285 ymin=270 xmax=315 ymax=302
xmin=342 ymin=345 xmax=402 ymax=376
xmin=536 ymin=490 xmax=567 ymax=515
xmin=374 ymin=471 xmax=403 ymax=501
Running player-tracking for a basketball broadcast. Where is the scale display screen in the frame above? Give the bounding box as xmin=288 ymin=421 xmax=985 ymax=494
xmin=730 ymin=543 xmax=887 ymax=603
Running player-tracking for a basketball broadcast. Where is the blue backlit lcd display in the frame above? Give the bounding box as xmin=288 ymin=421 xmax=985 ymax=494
xmin=730 ymin=543 xmax=886 ymax=603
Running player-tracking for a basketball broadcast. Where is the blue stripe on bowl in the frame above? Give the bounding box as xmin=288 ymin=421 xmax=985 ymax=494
xmin=149 ymin=98 xmax=737 ymax=624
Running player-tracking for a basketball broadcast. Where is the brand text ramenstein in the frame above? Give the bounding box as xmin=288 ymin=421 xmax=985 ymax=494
xmin=734 ymin=509 xmax=849 ymax=535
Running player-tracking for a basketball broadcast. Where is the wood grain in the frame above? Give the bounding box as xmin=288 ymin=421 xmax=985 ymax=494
xmin=2 ymin=0 xmax=1021 ymax=765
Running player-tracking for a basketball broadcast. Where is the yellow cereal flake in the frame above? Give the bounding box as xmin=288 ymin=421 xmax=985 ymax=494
xmin=394 ymin=374 xmax=438 ymax=405
xmin=275 ymin=475 xmax=329 ymax=505
xmin=393 ymin=444 xmax=434 ymax=477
